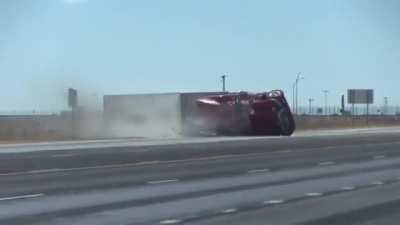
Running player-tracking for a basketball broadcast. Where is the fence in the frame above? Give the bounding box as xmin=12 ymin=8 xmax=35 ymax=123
xmin=294 ymin=105 xmax=400 ymax=116
xmin=295 ymin=114 xmax=400 ymax=130
xmin=0 ymin=110 xmax=104 ymax=141
xmin=0 ymin=113 xmax=71 ymax=141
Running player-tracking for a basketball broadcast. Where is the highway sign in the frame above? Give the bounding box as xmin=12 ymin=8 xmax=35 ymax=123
xmin=68 ymin=88 xmax=78 ymax=108
xmin=347 ymin=89 xmax=374 ymax=104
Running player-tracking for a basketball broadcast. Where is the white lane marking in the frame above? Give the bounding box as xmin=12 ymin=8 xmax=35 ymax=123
xmin=51 ymin=154 xmax=76 ymax=158
xmin=0 ymin=193 xmax=44 ymax=201
xmin=0 ymin=161 xmax=161 ymax=176
xmin=278 ymin=150 xmax=293 ymax=153
xmin=318 ymin=161 xmax=336 ymax=166
xmin=148 ymin=179 xmax=179 ymax=185
xmin=373 ymin=155 xmax=386 ymax=160
xmin=248 ymin=168 xmax=270 ymax=174
xmin=160 ymin=219 xmax=182 ymax=224
xmin=28 ymin=169 xmax=63 ymax=174
xmin=0 ymin=169 xmax=63 ymax=176
xmin=372 ymin=181 xmax=384 ymax=185
xmin=221 ymin=208 xmax=237 ymax=214
xmin=341 ymin=186 xmax=356 ymax=191
xmin=306 ymin=192 xmax=323 ymax=197
xmin=264 ymin=200 xmax=285 ymax=205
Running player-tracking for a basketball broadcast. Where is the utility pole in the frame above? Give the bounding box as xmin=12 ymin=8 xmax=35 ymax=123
xmin=292 ymin=72 xmax=303 ymax=115
xmin=383 ymin=97 xmax=389 ymax=115
xmin=221 ymin=75 xmax=227 ymax=92
xmin=341 ymin=95 xmax=345 ymax=115
xmin=295 ymin=72 xmax=301 ymax=115
xmin=308 ymin=98 xmax=314 ymax=115
xmin=292 ymin=82 xmax=296 ymax=113
xmin=323 ymin=90 xmax=329 ymax=116
xmin=68 ymin=88 xmax=78 ymax=139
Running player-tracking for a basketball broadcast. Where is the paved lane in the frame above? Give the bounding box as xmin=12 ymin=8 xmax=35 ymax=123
xmin=1 ymin=129 xmax=400 ymax=225
xmin=189 ymin=182 xmax=400 ymax=225
xmin=0 ymin=140 xmax=399 ymax=197
xmin=1 ymin=128 xmax=400 ymax=174
xmin=2 ymin=157 xmax=400 ymax=225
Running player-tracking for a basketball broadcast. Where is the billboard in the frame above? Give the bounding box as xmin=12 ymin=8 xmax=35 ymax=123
xmin=68 ymin=88 xmax=78 ymax=108
xmin=347 ymin=89 xmax=374 ymax=104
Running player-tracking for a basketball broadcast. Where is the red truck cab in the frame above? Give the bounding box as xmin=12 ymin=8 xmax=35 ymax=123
xmin=196 ymin=90 xmax=295 ymax=136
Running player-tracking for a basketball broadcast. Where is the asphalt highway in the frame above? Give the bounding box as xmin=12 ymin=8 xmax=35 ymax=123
xmin=1 ymin=128 xmax=400 ymax=225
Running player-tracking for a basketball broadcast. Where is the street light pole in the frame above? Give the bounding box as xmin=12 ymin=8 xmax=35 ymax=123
xmin=221 ymin=75 xmax=227 ymax=92
xmin=291 ymin=72 xmax=304 ymax=115
xmin=292 ymin=82 xmax=296 ymax=113
xmin=383 ymin=97 xmax=389 ymax=115
xmin=323 ymin=90 xmax=329 ymax=116
xmin=295 ymin=72 xmax=303 ymax=115
xmin=308 ymin=98 xmax=314 ymax=115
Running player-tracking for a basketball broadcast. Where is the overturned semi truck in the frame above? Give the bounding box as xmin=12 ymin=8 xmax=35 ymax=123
xmin=103 ymin=90 xmax=295 ymax=138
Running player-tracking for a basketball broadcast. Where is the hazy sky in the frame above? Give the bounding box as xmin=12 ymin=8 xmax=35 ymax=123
xmin=0 ymin=0 xmax=399 ymax=112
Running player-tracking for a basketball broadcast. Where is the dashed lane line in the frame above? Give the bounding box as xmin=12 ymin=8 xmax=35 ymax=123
xmin=373 ymin=155 xmax=386 ymax=160
xmin=221 ymin=208 xmax=238 ymax=214
xmin=341 ymin=186 xmax=356 ymax=191
xmin=306 ymin=192 xmax=324 ymax=197
xmin=148 ymin=179 xmax=179 ymax=185
xmin=0 ymin=193 xmax=44 ymax=201
xmin=318 ymin=161 xmax=336 ymax=166
xmin=248 ymin=168 xmax=270 ymax=174
xmin=264 ymin=200 xmax=285 ymax=205
xmin=159 ymin=219 xmax=182 ymax=224
xmin=372 ymin=181 xmax=384 ymax=185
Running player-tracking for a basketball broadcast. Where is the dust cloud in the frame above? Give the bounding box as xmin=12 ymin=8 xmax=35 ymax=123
xmin=102 ymin=93 xmax=183 ymax=139
xmin=24 ymin=76 xmax=192 ymax=140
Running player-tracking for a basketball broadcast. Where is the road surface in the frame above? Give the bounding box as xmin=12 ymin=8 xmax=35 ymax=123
xmin=1 ymin=128 xmax=400 ymax=225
